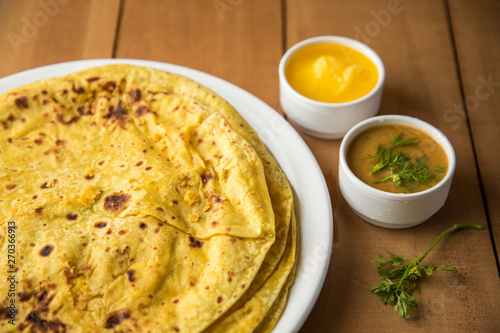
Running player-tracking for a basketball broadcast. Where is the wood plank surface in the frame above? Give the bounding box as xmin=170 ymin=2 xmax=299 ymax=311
xmin=114 ymin=0 xmax=283 ymax=109
xmin=0 ymin=0 xmax=120 ymax=78
xmin=0 ymin=0 xmax=498 ymax=332
xmin=286 ymin=0 xmax=500 ymax=331
xmin=448 ymin=0 xmax=500 ymax=265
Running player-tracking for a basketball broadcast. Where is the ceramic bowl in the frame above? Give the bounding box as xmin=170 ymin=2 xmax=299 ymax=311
xmin=338 ymin=115 xmax=456 ymax=229
xmin=279 ymin=36 xmax=385 ymax=139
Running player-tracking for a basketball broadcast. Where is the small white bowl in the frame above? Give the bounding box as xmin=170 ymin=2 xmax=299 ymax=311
xmin=279 ymin=36 xmax=385 ymax=139
xmin=338 ymin=115 xmax=456 ymax=229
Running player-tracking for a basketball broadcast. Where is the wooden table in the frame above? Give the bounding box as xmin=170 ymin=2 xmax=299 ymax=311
xmin=1 ymin=0 xmax=499 ymax=331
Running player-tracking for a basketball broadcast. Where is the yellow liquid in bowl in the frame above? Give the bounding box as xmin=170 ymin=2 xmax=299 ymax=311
xmin=285 ymin=43 xmax=379 ymax=103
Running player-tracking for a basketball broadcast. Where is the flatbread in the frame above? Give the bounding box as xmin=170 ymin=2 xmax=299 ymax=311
xmin=206 ymin=210 xmax=297 ymax=332
xmin=0 ymin=64 xmax=296 ymax=332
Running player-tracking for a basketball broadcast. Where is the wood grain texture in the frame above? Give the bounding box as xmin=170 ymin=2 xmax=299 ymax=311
xmin=448 ymin=0 xmax=500 ymax=265
xmin=0 ymin=0 xmax=120 ymax=78
xmin=115 ymin=0 xmax=283 ymax=108
xmin=0 ymin=0 xmax=498 ymax=331
xmin=286 ymin=0 xmax=500 ymax=331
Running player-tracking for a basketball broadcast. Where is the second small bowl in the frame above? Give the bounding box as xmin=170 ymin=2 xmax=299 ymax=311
xmin=279 ymin=36 xmax=385 ymax=139
xmin=338 ymin=115 xmax=456 ymax=229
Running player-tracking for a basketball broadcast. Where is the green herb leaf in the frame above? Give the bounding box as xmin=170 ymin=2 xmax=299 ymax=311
xmin=435 ymin=166 xmax=446 ymax=173
xmin=391 ymin=132 xmax=420 ymax=148
xmin=369 ymin=223 xmax=483 ymax=318
xmin=368 ymin=133 xmax=439 ymax=190
xmin=436 ymin=265 xmax=458 ymax=273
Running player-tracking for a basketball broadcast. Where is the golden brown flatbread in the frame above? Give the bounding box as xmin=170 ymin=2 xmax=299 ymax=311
xmin=0 ymin=65 xmax=296 ymax=332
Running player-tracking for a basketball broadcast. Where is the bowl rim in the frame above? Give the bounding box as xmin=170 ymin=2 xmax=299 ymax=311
xmin=339 ymin=114 xmax=456 ymax=198
xmin=279 ymin=35 xmax=385 ymax=107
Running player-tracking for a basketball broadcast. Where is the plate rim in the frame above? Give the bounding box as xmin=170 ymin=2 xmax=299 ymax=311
xmin=0 ymin=59 xmax=333 ymax=332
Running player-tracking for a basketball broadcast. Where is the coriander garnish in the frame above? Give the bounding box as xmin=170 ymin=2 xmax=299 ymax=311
xmin=435 ymin=166 xmax=446 ymax=173
xmin=368 ymin=132 xmax=441 ymax=190
xmin=369 ymin=223 xmax=483 ymax=318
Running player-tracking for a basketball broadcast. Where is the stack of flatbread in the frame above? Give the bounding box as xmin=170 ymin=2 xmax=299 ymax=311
xmin=0 ymin=65 xmax=297 ymax=332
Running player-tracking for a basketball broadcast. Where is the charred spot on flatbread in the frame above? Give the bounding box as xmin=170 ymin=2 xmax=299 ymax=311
xmin=39 ymin=245 xmax=54 ymax=257
xmin=101 ymin=81 xmax=117 ymax=93
xmin=129 ymin=88 xmax=142 ymax=102
xmin=135 ymin=105 xmax=149 ymax=116
xmin=103 ymin=192 xmax=131 ymax=212
xmin=15 ymin=96 xmax=28 ymax=109
xmin=22 ymin=311 xmax=67 ymax=332
xmin=104 ymin=309 xmax=130 ymax=329
xmin=188 ymin=236 xmax=203 ymax=248
xmin=104 ymin=101 xmax=128 ymax=127
xmin=94 ymin=221 xmax=107 ymax=228
xmin=126 ymin=269 xmax=135 ymax=282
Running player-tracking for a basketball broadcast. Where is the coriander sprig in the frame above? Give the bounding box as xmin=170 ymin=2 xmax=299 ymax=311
xmin=368 ymin=132 xmax=444 ymax=190
xmin=369 ymin=223 xmax=483 ymax=318
xmin=369 ymin=132 xmax=419 ymax=175
xmin=377 ymin=156 xmax=437 ymax=188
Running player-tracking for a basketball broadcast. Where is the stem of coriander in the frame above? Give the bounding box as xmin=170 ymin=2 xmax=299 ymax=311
xmin=417 ymin=223 xmax=483 ymax=263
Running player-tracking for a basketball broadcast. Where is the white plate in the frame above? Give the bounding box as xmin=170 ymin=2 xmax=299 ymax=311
xmin=0 ymin=59 xmax=333 ymax=333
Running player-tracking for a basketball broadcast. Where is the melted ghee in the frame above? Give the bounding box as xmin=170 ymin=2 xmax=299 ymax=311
xmin=285 ymin=43 xmax=378 ymax=103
